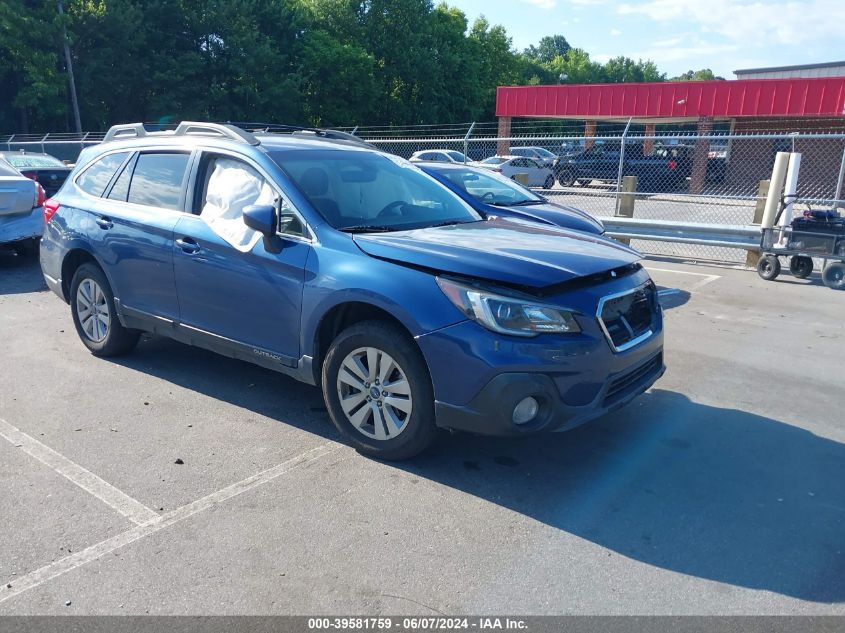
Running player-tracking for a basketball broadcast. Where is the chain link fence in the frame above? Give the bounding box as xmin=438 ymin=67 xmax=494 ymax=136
xmin=4 ymin=125 xmax=845 ymax=264
xmin=363 ymin=128 xmax=845 ymax=264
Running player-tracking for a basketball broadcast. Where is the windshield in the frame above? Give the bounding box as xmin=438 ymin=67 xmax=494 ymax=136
xmin=271 ymin=150 xmax=482 ymax=231
xmin=437 ymin=167 xmax=543 ymax=206
xmin=481 ymin=157 xmax=507 ymax=165
xmin=4 ymin=154 xmax=65 ymax=169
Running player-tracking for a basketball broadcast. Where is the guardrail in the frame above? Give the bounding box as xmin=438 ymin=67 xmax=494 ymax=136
xmin=602 ymin=217 xmax=761 ymax=251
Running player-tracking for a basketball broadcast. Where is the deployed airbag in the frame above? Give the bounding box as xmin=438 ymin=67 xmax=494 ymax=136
xmin=201 ymin=158 xmax=275 ymax=252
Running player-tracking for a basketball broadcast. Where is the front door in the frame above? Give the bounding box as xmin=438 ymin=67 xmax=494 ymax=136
xmin=172 ymin=154 xmax=310 ymax=363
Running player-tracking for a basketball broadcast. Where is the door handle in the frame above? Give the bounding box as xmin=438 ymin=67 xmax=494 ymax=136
xmin=95 ymin=216 xmax=113 ymax=230
xmin=176 ymin=237 xmax=201 ymax=254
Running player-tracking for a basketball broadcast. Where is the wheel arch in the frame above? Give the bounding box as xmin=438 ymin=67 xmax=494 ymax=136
xmin=310 ymin=300 xmax=424 ymax=386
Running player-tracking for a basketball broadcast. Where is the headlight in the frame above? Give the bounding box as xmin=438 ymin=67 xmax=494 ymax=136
xmin=436 ymin=277 xmax=581 ymax=337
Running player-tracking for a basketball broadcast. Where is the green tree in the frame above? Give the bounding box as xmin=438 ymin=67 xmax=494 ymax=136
xmin=524 ymin=34 xmax=571 ymax=64
xmin=670 ymin=68 xmax=724 ymax=81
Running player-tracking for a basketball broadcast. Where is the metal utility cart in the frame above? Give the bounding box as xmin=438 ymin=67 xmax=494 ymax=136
xmin=756 ymin=201 xmax=845 ymax=290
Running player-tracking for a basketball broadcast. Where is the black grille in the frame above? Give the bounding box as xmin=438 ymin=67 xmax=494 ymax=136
xmin=604 ymin=352 xmax=663 ymax=406
xmin=598 ymin=282 xmax=656 ymax=351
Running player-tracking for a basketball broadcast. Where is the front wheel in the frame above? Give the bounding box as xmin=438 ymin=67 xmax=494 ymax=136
xmin=322 ymin=320 xmax=438 ymax=460
xmin=756 ymin=254 xmax=781 ymax=281
xmin=558 ymin=170 xmax=576 ymax=187
xmin=70 ymin=263 xmax=140 ymax=356
xmin=822 ymin=262 xmax=845 ymax=290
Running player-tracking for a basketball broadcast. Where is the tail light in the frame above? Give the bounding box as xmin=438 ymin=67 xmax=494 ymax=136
xmin=43 ymin=198 xmax=60 ymax=224
xmin=35 ymin=183 xmax=46 ymax=208
xmin=668 ymin=159 xmax=677 ymax=171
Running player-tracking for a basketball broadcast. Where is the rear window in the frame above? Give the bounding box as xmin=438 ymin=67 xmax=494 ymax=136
xmin=4 ymin=154 xmax=65 ymax=169
xmin=126 ymin=153 xmax=190 ymax=210
xmin=76 ymin=152 xmax=130 ymax=197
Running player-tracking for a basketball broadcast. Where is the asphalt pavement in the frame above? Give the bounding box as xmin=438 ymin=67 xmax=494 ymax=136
xmin=1 ymin=251 xmax=844 ymax=615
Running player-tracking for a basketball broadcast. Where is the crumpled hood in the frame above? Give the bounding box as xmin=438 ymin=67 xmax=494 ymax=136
xmin=353 ymin=218 xmax=641 ymax=288
xmin=492 ymin=201 xmax=605 ymax=235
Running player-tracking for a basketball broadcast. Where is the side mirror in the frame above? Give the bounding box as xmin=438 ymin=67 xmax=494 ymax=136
xmin=243 ymin=204 xmax=277 ymax=237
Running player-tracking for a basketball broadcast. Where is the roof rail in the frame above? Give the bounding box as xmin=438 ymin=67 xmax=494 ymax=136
xmin=102 ymin=121 xmax=260 ymax=146
xmin=227 ymin=122 xmax=377 ymax=150
xmin=102 ymin=123 xmax=148 ymax=143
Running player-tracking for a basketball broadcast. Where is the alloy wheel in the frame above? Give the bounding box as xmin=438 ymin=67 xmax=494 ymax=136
xmin=76 ymin=278 xmax=110 ymax=343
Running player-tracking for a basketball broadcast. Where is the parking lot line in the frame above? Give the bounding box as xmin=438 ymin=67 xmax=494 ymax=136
xmin=0 ymin=442 xmax=338 ymax=605
xmin=0 ymin=417 xmax=160 ymax=526
xmin=645 ymin=266 xmax=722 ymax=291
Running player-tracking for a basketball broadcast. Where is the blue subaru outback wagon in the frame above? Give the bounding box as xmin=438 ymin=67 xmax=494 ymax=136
xmin=40 ymin=122 xmax=664 ymax=459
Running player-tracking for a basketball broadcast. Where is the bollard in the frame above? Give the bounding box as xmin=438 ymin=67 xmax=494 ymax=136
xmin=614 ymin=176 xmax=638 ymax=245
xmin=513 ymin=173 xmax=529 ymax=186
xmin=746 ymin=179 xmax=770 ymax=268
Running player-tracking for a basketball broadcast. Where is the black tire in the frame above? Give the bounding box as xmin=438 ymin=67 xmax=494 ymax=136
xmin=558 ymin=170 xmax=576 ymax=187
xmin=13 ymin=238 xmax=39 ymax=258
xmin=322 ymin=320 xmax=439 ymax=460
xmin=789 ymin=256 xmax=814 ymax=279
xmin=543 ymin=175 xmax=555 ymax=190
xmin=756 ymin=254 xmax=781 ymax=281
xmin=70 ymin=263 xmax=140 ymax=357
xmin=822 ymin=262 xmax=845 ymax=290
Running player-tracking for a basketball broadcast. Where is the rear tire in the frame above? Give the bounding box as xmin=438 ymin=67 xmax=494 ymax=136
xmin=322 ymin=320 xmax=439 ymax=460
xmin=70 ymin=263 xmax=140 ymax=357
xmin=822 ymin=262 xmax=845 ymax=290
xmin=756 ymin=255 xmax=781 ymax=281
xmin=789 ymin=256 xmax=813 ymax=279
xmin=558 ymin=170 xmax=576 ymax=187
xmin=543 ymin=175 xmax=555 ymax=189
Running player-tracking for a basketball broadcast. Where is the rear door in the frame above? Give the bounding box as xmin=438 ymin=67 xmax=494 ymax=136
xmin=172 ymin=152 xmax=311 ymax=363
xmin=85 ymin=149 xmax=190 ymax=320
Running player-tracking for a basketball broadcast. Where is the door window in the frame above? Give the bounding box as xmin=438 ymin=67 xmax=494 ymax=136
xmin=76 ymin=152 xmax=130 ymax=197
xmin=126 ymin=153 xmax=190 ymax=210
xmin=106 ymin=155 xmax=136 ymax=201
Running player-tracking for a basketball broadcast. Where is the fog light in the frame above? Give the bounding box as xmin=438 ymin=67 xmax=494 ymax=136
xmin=512 ymin=397 xmax=539 ymax=425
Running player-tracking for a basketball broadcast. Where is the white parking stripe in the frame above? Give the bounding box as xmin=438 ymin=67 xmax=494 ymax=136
xmin=0 ymin=443 xmax=338 ymax=605
xmin=0 ymin=417 xmax=160 ymax=526
xmin=645 ymin=267 xmax=722 ymax=291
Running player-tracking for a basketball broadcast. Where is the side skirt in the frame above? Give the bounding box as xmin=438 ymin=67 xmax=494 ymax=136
xmin=118 ymin=303 xmax=316 ymax=386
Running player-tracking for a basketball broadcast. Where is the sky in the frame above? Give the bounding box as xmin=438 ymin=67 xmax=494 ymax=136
xmin=445 ymin=0 xmax=845 ymax=79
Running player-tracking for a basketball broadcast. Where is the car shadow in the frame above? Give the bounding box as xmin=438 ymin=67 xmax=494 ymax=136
xmin=656 ymin=287 xmax=691 ymax=310
xmin=108 ymin=339 xmax=844 ymax=604
xmin=0 ymin=251 xmax=47 ymax=295
xmin=397 ymin=389 xmax=845 ymax=604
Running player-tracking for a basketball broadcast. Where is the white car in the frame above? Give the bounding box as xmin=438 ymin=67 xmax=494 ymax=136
xmin=409 ymin=150 xmax=471 ymax=164
xmin=508 ymin=146 xmax=558 ymax=169
xmin=0 ymin=156 xmax=44 ymax=254
xmin=477 ymin=156 xmax=556 ymax=189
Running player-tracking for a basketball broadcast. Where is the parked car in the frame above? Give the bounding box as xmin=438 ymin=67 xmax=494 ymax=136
xmin=419 ymin=163 xmax=604 ymax=235
xmin=0 ymin=151 xmax=72 ymax=197
xmin=409 ymin=150 xmax=470 ymax=164
xmin=507 ymin=146 xmax=558 ymax=169
xmin=41 ymin=121 xmax=664 ymax=460
xmin=0 ymin=156 xmax=45 ymax=254
xmin=478 ymin=156 xmax=556 ymax=189
xmin=553 ymin=143 xmax=690 ymax=192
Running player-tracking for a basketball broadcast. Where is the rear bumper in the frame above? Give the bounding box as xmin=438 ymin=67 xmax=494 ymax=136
xmin=0 ymin=207 xmax=42 ymax=245
xmin=434 ymin=346 xmax=664 ymax=436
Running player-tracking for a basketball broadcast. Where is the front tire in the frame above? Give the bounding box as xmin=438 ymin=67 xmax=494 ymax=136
xmin=322 ymin=320 xmax=438 ymax=460
xmin=757 ymin=254 xmax=781 ymax=281
xmin=558 ymin=170 xmax=576 ymax=187
xmin=70 ymin=263 xmax=140 ymax=357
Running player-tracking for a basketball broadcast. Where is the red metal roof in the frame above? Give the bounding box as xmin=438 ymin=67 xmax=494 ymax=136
xmin=496 ymin=78 xmax=845 ymax=119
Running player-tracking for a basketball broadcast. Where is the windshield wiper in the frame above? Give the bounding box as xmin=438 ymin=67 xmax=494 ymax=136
xmin=339 ymin=225 xmax=396 ymax=234
xmin=509 ymin=199 xmax=546 ymax=206
xmin=428 ymin=220 xmax=467 ymax=228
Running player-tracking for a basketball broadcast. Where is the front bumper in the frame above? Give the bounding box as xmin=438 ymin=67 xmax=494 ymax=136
xmin=0 ymin=207 xmax=42 ymax=245
xmin=417 ymin=268 xmax=665 ymax=436
xmin=433 ymin=346 xmax=664 ymax=435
